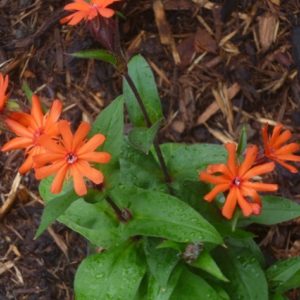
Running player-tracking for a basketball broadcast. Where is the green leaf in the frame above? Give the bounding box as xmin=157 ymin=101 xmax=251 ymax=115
xmin=35 ymin=188 xmax=80 ymax=238
xmin=119 ymin=140 xmax=165 ymax=191
xmin=240 ymin=195 xmax=300 ymax=226
xmin=6 ymin=100 xmax=21 ymax=110
xmin=71 ymin=49 xmax=117 ymax=65
xmin=91 ymin=96 xmax=124 ymax=160
xmin=128 ymin=120 xmax=161 ymax=154
xmin=111 ymin=186 xmax=222 ymax=245
xmin=267 ymin=256 xmax=300 ymax=292
xmin=123 ymin=54 xmax=163 ymax=126
xmin=39 ymin=176 xmax=73 ymax=202
xmin=160 ymin=143 xmax=226 ymax=181
xmin=170 ymin=268 xmax=222 ymax=300
xmin=214 ymin=247 xmax=268 ymax=300
xmin=21 ymin=81 xmax=33 ymax=102
xmin=58 ymin=199 xmax=120 ymax=248
xmin=146 ymin=265 xmax=183 ymax=300
xmin=144 ymin=238 xmax=180 ymax=287
xmin=237 ymin=125 xmax=247 ymax=157
xmin=191 ymin=249 xmax=228 ymax=282
xmin=91 ymin=96 xmax=124 ymax=188
xmin=75 ymin=242 xmax=146 ymax=300
xmin=226 ymin=237 xmax=265 ymax=267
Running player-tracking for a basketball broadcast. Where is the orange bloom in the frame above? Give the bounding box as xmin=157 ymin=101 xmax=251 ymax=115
xmin=0 ymin=73 xmax=9 ymax=113
xmin=34 ymin=120 xmax=111 ymax=196
xmin=199 ymin=143 xmax=278 ymax=219
xmin=60 ymin=0 xmax=119 ymax=26
xmin=1 ymin=95 xmax=62 ymax=173
xmin=262 ymin=123 xmax=300 ymax=173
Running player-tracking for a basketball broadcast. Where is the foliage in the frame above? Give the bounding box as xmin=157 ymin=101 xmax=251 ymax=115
xmin=5 ymin=51 xmax=300 ymax=299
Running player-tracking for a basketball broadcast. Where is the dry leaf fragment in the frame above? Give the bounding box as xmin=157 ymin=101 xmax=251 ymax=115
xmin=258 ymin=13 xmax=279 ymax=52
xmin=153 ymin=0 xmax=181 ymax=64
xmin=197 ymin=83 xmax=240 ymax=124
xmin=163 ymin=0 xmax=194 ymax=10
xmin=269 ymin=0 xmax=280 ymax=6
xmin=0 ymin=261 xmax=14 ymax=275
xmin=195 ymin=28 xmax=217 ymax=53
xmin=177 ymin=36 xmax=196 ymax=68
xmin=212 ymin=82 xmax=234 ymax=133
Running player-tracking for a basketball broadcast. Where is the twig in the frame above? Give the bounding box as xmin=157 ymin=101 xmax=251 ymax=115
xmin=0 ymin=173 xmax=22 ymax=220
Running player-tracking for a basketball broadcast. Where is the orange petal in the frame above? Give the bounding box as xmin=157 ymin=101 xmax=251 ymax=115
xmin=59 ymin=120 xmax=73 ymax=150
xmin=261 ymin=124 xmax=270 ymax=154
xmin=66 ymin=11 xmax=87 ymax=25
xmin=225 ymin=143 xmax=237 ymax=176
xmin=199 ymin=172 xmax=230 ymax=185
xmin=236 ymin=188 xmax=253 ymax=217
xmin=35 ymin=160 xmax=66 ymax=179
xmin=242 ymin=162 xmax=275 ymax=179
xmin=77 ymin=134 xmax=106 ymax=155
xmin=272 ymin=130 xmax=292 ymax=149
xmin=238 ymin=145 xmax=258 ymax=177
xmin=77 ymin=160 xmax=104 ymax=184
xmin=276 ymin=154 xmax=300 ymax=162
xmin=206 ymin=163 xmax=232 ymax=177
xmin=269 ymin=123 xmax=283 ymax=145
xmin=31 ymin=95 xmax=44 ymax=128
xmin=94 ymin=0 xmax=119 ymax=6
xmin=44 ymin=100 xmax=62 ymax=129
xmin=34 ymin=152 xmax=64 ymax=167
xmin=221 ymin=188 xmax=238 ymax=219
xmin=241 ymin=186 xmax=261 ymax=205
xmin=1 ymin=137 xmax=32 ymax=151
xmin=242 ymin=181 xmax=278 ymax=192
xmin=60 ymin=14 xmax=74 ymax=24
xmin=8 ymin=112 xmax=32 ymax=126
xmin=5 ymin=118 xmax=32 ymax=138
xmin=79 ymin=151 xmax=111 ymax=163
xmin=275 ymin=143 xmax=300 ymax=155
xmin=273 ymin=159 xmax=298 ymax=173
xmin=72 ymin=122 xmax=90 ymax=151
xmin=70 ymin=164 xmax=87 ymax=196
xmin=0 ymin=74 xmax=8 ymax=110
xmin=98 ymin=7 xmax=115 ymax=18
xmin=87 ymin=9 xmax=98 ymax=20
xmin=250 ymin=203 xmax=261 ymax=215
xmin=203 ymin=183 xmax=230 ymax=202
xmin=51 ymin=164 xmax=69 ymax=194
xmin=19 ymin=152 xmax=36 ymax=174
xmin=39 ymin=136 xmax=65 ymax=154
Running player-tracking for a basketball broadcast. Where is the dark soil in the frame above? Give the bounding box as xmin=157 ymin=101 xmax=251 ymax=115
xmin=1 ymin=0 xmax=300 ymax=299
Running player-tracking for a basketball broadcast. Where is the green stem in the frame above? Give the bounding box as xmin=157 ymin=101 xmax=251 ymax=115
xmin=106 ymin=196 xmax=131 ymax=223
xmin=123 ymin=72 xmax=173 ymax=192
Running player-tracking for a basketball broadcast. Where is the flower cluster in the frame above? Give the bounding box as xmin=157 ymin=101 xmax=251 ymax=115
xmin=200 ymin=124 xmax=300 ymax=219
xmin=60 ymin=0 xmax=119 ymax=26
xmin=0 ymin=73 xmax=111 ymax=196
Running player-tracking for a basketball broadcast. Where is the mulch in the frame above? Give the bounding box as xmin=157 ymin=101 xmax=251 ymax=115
xmin=0 ymin=0 xmax=300 ymax=298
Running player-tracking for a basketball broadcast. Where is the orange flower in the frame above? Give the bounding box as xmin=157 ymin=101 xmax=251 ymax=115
xmin=34 ymin=120 xmax=111 ymax=196
xmin=0 ymin=73 xmax=9 ymax=113
xmin=199 ymin=143 xmax=278 ymax=219
xmin=1 ymin=95 xmax=62 ymax=173
xmin=60 ymin=0 xmax=119 ymax=26
xmin=262 ymin=123 xmax=300 ymax=173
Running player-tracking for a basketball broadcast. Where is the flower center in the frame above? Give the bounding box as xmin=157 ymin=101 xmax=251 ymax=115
xmin=66 ymin=152 xmax=78 ymax=164
xmin=232 ymin=177 xmax=242 ymax=187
